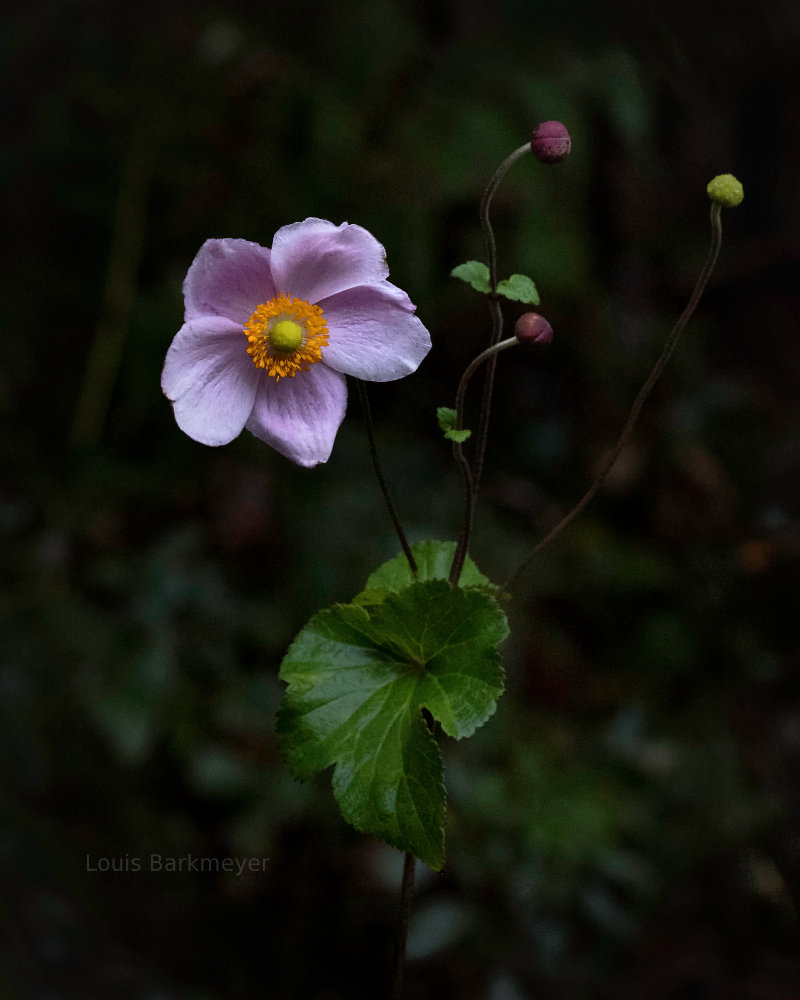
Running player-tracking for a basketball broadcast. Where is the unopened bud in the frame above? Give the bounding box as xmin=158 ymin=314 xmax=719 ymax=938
xmin=530 ymin=121 xmax=571 ymax=164
xmin=707 ymin=173 xmax=744 ymax=208
xmin=515 ymin=312 xmax=553 ymax=347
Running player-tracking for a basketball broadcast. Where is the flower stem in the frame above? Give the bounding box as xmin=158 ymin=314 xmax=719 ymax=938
xmin=357 ymin=381 xmax=417 ymax=576
xmin=472 ymin=143 xmax=530 ymax=493
xmin=448 ymin=338 xmax=519 ymax=585
xmin=504 ymin=202 xmax=724 ymax=591
xmin=449 ymin=445 xmax=476 ymax=587
xmin=455 ymin=338 xmax=520 ymax=430
xmin=449 ymin=144 xmax=530 ymax=586
xmin=481 ymin=143 xmax=532 ymax=297
xmin=389 ymin=852 xmax=416 ymax=1000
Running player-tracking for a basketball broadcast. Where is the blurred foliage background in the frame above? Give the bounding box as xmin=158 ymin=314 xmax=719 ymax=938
xmin=2 ymin=0 xmax=799 ymax=997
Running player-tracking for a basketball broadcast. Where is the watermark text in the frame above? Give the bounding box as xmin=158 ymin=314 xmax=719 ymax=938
xmin=85 ymin=854 xmax=269 ymax=875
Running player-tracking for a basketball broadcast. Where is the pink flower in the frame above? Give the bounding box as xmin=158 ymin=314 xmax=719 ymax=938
xmin=162 ymin=218 xmax=431 ymax=467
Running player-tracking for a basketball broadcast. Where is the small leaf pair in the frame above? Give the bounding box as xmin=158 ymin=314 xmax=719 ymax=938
xmin=451 ymin=261 xmax=540 ymax=305
xmin=436 ymin=406 xmax=471 ymax=443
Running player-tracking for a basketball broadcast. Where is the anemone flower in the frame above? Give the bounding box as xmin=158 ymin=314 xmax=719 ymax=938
xmin=162 ymin=218 xmax=431 ymax=467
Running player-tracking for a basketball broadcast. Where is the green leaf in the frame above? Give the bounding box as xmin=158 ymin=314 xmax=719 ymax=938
xmin=436 ymin=406 xmax=457 ymax=431
xmin=451 ymin=263 xmax=540 ymax=304
xmin=436 ymin=406 xmax=471 ymax=443
xmin=278 ymin=579 xmax=508 ymax=870
xmin=446 ymin=428 xmax=471 ymax=443
xmin=451 ymin=260 xmax=491 ymax=294
xmin=360 ymin=540 xmax=496 ymax=603
xmin=496 ymin=273 xmax=540 ymax=305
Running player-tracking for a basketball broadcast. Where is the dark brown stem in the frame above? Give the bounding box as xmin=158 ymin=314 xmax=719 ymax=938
xmin=357 ymin=381 xmax=417 ymax=576
xmin=480 ymin=143 xmax=531 ymax=298
xmin=450 ymin=144 xmax=530 ymax=585
xmin=504 ymin=202 xmax=724 ymax=591
xmin=449 ymin=444 xmax=475 ymax=587
xmin=448 ymin=337 xmax=519 ymax=585
xmin=472 ymin=144 xmax=530 ymax=495
xmin=389 ymin=852 xmax=417 ymax=1000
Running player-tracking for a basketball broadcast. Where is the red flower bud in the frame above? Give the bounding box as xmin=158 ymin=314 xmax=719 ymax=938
xmin=514 ymin=312 xmax=553 ymax=347
xmin=530 ymin=121 xmax=571 ymax=165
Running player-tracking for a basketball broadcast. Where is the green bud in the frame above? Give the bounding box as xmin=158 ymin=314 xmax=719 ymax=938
xmin=707 ymin=174 xmax=744 ymax=208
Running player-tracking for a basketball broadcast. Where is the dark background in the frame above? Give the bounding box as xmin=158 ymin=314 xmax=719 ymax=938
xmin=2 ymin=0 xmax=799 ymax=997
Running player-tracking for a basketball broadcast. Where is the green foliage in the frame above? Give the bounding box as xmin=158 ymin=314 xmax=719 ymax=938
xmin=360 ymin=539 xmax=496 ymax=597
xmin=451 ymin=260 xmax=491 ymax=293
xmin=495 ymin=273 xmax=540 ymax=304
xmin=451 ymin=262 xmax=540 ymax=304
xmin=437 ymin=405 xmax=471 ymax=443
xmin=278 ymin=546 xmax=508 ymax=869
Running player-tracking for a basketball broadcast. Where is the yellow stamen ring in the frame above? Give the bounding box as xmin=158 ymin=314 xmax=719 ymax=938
xmin=244 ymin=294 xmax=329 ymax=380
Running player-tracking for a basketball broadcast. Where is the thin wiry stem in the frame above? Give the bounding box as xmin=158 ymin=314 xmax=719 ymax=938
xmin=504 ymin=202 xmax=724 ymax=592
xmin=389 ymin=852 xmax=416 ymax=1000
xmin=450 ymin=144 xmax=530 ymax=584
xmin=472 ymin=144 xmax=531 ymax=493
xmin=357 ymin=381 xmax=417 ymax=577
xmin=449 ymin=443 xmax=476 ymax=587
xmin=448 ymin=337 xmax=519 ymax=585
xmin=480 ymin=143 xmax=532 ymax=298
xmin=454 ymin=337 xmax=520 ymax=434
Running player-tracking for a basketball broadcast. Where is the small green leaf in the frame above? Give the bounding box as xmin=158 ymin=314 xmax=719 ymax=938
xmin=437 ymin=406 xmax=471 ymax=443
xmin=496 ymin=273 xmax=540 ymax=305
xmin=278 ymin=580 xmax=508 ymax=869
xmin=437 ymin=406 xmax=457 ymax=431
xmin=451 ymin=261 xmax=491 ymax=294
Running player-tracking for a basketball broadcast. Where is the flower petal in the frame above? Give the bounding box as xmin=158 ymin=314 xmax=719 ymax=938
xmin=184 ymin=239 xmax=277 ymax=324
xmin=162 ymin=317 xmax=260 ymax=446
xmin=319 ymin=281 xmax=432 ymax=381
xmin=245 ymin=364 xmax=347 ymax=467
xmin=269 ymin=218 xmax=390 ymax=304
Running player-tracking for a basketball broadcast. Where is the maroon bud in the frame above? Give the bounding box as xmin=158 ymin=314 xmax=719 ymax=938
xmin=530 ymin=120 xmax=571 ymax=164
xmin=515 ymin=312 xmax=553 ymax=347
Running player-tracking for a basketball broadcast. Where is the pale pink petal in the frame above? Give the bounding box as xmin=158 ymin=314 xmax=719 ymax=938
xmin=183 ymin=239 xmax=277 ymax=324
xmin=318 ymin=281 xmax=432 ymax=381
xmin=245 ymin=364 xmax=347 ymax=467
xmin=161 ymin=317 xmax=260 ymax=446
xmin=269 ymin=219 xmax=390 ymax=305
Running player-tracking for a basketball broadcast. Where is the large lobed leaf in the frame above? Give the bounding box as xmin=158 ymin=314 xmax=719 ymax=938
xmin=278 ymin=550 xmax=507 ymax=870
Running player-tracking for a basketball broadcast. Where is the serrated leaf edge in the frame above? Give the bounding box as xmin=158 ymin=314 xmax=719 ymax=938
xmin=332 ymin=709 xmax=446 ymax=870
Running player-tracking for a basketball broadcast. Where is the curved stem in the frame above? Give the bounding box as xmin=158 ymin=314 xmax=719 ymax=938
xmin=504 ymin=202 xmax=724 ymax=591
xmin=472 ymin=144 xmax=530 ymax=498
xmin=449 ymin=338 xmax=519 ymax=585
xmin=357 ymin=381 xmax=417 ymax=577
xmin=389 ymin=852 xmax=416 ymax=1000
xmin=454 ymin=337 xmax=519 ymax=433
xmin=449 ymin=144 xmax=530 ymax=585
xmin=480 ymin=143 xmax=531 ymax=296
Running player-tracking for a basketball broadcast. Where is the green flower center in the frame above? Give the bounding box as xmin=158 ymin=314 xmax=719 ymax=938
xmin=269 ymin=319 xmax=304 ymax=353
